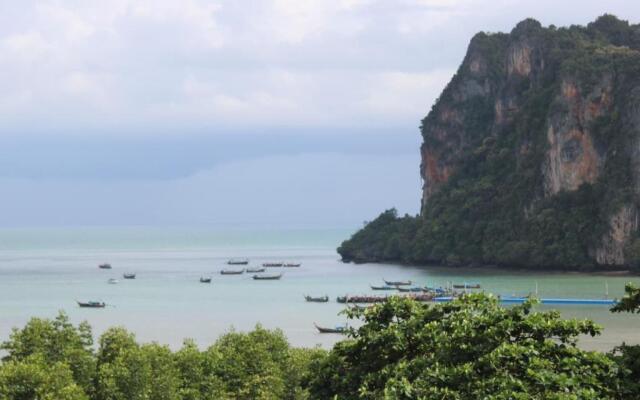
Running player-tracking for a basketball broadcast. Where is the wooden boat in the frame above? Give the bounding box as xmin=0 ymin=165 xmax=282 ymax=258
xmin=98 ymin=263 xmax=112 ymax=269
xmin=220 ymin=269 xmax=245 ymax=275
xmin=384 ymin=279 xmax=412 ymax=286
xmin=397 ymin=286 xmax=423 ymax=293
xmin=314 ymin=323 xmax=347 ymax=334
xmin=246 ymin=267 xmax=266 ymax=273
xmin=77 ymin=301 xmax=106 ymax=308
xmin=107 ymin=278 xmax=119 ymax=284
xmin=370 ymin=285 xmax=396 ymax=290
xmin=453 ymin=283 xmax=481 ymax=289
xmin=227 ymin=259 xmax=249 ymax=265
xmin=200 ymin=277 xmax=212 ymax=283
xmin=253 ymin=273 xmax=282 ymax=280
xmin=262 ymin=262 xmax=283 ymax=267
xmin=123 ymin=273 xmax=136 ymax=279
xmin=337 ymin=295 xmax=388 ymax=304
xmin=284 ymin=263 xmax=301 ymax=267
xmin=305 ymin=295 xmax=329 ymax=302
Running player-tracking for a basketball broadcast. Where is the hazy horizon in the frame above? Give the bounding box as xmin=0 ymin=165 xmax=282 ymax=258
xmin=1 ymin=1 xmax=638 ymax=228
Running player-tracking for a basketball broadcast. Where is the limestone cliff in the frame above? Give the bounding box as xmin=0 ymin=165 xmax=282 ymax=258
xmin=340 ymin=15 xmax=640 ymax=269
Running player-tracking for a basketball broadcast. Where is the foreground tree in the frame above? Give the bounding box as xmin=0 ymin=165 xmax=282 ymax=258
xmin=1 ymin=312 xmax=95 ymax=396
xmin=0 ymin=355 xmax=87 ymax=400
xmin=610 ymin=283 xmax=640 ymax=398
xmin=209 ymin=326 xmax=325 ymax=399
xmin=309 ymin=294 xmax=621 ymax=399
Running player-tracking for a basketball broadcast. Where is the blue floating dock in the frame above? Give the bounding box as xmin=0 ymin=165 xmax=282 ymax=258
xmin=433 ymin=296 xmax=616 ymax=305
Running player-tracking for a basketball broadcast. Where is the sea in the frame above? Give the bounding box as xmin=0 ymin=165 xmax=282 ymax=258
xmin=1 ymin=227 xmax=639 ymax=351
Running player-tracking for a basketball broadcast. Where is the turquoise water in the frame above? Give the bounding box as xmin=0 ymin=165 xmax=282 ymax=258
xmin=1 ymin=227 xmax=639 ymax=351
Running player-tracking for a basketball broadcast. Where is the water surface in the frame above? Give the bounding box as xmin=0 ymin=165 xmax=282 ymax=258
xmin=0 ymin=227 xmax=638 ymax=351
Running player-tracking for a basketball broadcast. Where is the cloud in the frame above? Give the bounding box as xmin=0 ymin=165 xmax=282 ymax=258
xmin=0 ymin=0 xmax=637 ymax=134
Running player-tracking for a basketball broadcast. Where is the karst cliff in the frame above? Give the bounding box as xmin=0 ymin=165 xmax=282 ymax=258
xmin=339 ymin=15 xmax=640 ymax=269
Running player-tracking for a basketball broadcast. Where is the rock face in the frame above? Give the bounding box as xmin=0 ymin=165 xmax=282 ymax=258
xmin=417 ymin=15 xmax=640 ymax=267
xmin=542 ymin=78 xmax=610 ymax=196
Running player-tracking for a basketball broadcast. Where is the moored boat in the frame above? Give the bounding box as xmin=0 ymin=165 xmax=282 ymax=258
xmin=314 ymin=323 xmax=347 ymax=334
xmin=262 ymin=262 xmax=283 ymax=267
xmin=337 ymin=295 xmax=388 ymax=304
xmin=200 ymin=277 xmax=212 ymax=283
xmin=384 ymin=279 xmax=412 ymax=286
xmin=246 ymin=267 xmax=266 ymax=273
xmin=220 ymin=269 xmax=245 ymax=275
xmin=98 ymin=263 xmax=112 ymax=269
xmin=423 ymin=287 xmax=450 ymax=295
xmin=305 ymin=295 xmax=329 ymax=302
xmin=227 ymin=259 xmax=249 ymax=265
xmin=108 ymin=278 xmax=119 ymax=284
xmin=253 ymin=273 xmax=283 ymax=280
xmin=284 ymin=263 xmax=301 ymax=267
xmin=77 ymin=301 xmax=106 ymax=308
xmin=370 ymin=285 xmax=396 ymax=290
xmin=397 ymin=286 xmax=423 ymax=293
xmin=453 ymin=283 xmax=481 ymax=289
xmin=123 ymin=273 xmax=136 ymax=279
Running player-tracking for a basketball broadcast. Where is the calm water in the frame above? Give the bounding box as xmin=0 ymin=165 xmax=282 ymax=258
xmin=1 ymin=227 xmax=639 ymax=351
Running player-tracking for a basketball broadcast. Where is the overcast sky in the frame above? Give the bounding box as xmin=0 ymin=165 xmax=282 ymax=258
xmin=1 ymin=0 xmax=638 ymax=228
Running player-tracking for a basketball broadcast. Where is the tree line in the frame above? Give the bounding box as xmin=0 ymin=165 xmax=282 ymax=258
xmin=3 ymin=284 xmax=640 ymax=399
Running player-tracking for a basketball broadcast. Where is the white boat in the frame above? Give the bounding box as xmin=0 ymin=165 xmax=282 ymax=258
xmin=108 ymin=278 xmax=119 ymax=284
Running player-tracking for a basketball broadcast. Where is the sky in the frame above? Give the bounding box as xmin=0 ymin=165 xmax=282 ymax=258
xmin=0 ymin=0 xmax=638 ymax=228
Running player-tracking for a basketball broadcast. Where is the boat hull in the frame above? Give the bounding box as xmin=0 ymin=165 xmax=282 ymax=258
xmin=220 ymin=269 xmax=245 ymax=275
xmin=314 ymin=323 xmax=346 ymax=334
xmin=305 ymin=295 xmax=329 ymax=302
xmin=383 ymin=280 xmax=412 ymax=286
xmin=77 ymin=301 xmax=105 ymax=308
xmin=253 ymin=274 xmax=282 ymax=280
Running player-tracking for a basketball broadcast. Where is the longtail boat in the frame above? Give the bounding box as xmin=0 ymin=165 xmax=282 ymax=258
xmin=337 ymin=295 xmax=388 ymax=304
xmin=305 ymin=295 xmax=329 ymax=302
xmin=227 ymin=259 xmax=249 ymax=265
xmin=453 ymin=283 xmax=481 ymax=289
xmin=314 ymin=323 xmax=347 ymax=334
xmin=98 ymin=263 xmax=112 ymax=269
xmin=370 ymin=285 xmax=396 ymax=290
xmin=397 ymin=286 xmax=423 ymax=293
xmin=246 ymin=267 xmax=266 ymax=273
xmin=200 ymin=277 xmax=212 ymax=283
xmin=262 ymin=262 xmax=283 ymax=267
xmin=220 ymin=269 xmax=245 ymax=275
xmin=253 ymin=273 xmax=282 ymax=280
xmin=123 ymin=273 xmax=136 ymax=279
xmin=284 ymin=263 xmax=301 ymax=267
xmin=77 ymin=301 xmax=106 ymax=308
xmin=384 ymin=279 xmax=412 ymax=286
